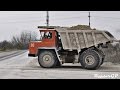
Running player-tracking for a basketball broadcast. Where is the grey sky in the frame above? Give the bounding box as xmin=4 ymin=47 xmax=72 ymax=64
xmin=0 ymin=11 xmax=120 ymax=41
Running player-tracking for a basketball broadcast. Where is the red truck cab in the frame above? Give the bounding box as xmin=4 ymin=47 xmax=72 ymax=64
xmin=28 ymin=29 xmax=58 ymax=57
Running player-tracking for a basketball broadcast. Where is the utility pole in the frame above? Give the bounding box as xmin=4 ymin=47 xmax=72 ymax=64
xmin=46 ymin=11 xmax=49 ymax=28
xmin=88 ymin=12 xmax=91 ymax=27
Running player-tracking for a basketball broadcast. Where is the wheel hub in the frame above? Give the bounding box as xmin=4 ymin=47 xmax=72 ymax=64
xmin=85 ymin=55 xmax=95 ymax=65
xmin=43 ymin=55 xmax=52 ymax=64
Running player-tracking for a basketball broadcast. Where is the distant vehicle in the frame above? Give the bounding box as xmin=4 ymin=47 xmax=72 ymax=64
xmin=28 ymin=27 xmax=119 ymax=70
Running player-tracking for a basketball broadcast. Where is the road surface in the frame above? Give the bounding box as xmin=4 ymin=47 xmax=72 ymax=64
xmin=0 ymin=50 xmax=120 ymax=79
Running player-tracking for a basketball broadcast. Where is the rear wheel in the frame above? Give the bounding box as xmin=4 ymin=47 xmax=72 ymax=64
xmin=101 ymin=58 xmax=104 ymax=65
xmin=80 ymin=49 xmax=101 ymax=70
xmin=38 ymin=51 xmax=58 ymax=68
xmin=94 ymin=49 xmax=105 ymax=65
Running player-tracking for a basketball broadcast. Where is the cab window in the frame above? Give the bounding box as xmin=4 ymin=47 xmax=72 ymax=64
xmin=40 ymin=31 xmax=52 ymax=40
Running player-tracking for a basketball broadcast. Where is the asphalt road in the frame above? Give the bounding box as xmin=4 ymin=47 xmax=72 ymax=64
xmin=0 ymin=50 xmax=120 ymax=79
xmin=0 ymin=50 xmax=27 ymax=61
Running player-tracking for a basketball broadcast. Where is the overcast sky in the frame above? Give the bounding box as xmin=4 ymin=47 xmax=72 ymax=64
xmin=0 ymin=11 xmax=120 ymax=41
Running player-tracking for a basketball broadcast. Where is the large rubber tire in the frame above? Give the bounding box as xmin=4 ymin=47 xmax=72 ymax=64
xmin=80 ymin=49 xmax=101 ymax=70
xmin=100 ymin=53 xmax=105 ymax=65
xmin=93 ymin=50 xmax=102 ymax=69
xmin=101 ymin=58 xmax=104 ymax=65
xmin=38 ymin=51 xmax=57 ymax=68
xmin=94 ymin=49 xmax=105 ymax=65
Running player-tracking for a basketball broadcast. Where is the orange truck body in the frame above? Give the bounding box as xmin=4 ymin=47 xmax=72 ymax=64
xmin=28 ymin=29 xmax=57 ymax=57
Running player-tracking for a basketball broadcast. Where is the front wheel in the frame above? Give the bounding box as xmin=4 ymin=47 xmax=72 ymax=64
xmin=38 ymin=51 xmax=57 ymax=68
xmin=80 ymin=49 xmax=101 ymax=70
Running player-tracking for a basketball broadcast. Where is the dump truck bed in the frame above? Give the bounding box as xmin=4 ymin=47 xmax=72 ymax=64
xmin=56 ymin=28 xmax=116 ymax=51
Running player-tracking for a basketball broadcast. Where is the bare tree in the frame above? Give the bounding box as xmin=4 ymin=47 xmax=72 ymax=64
xmin=11 ymin=30 xmax=38 ymax=49
xmin=0 ymin=40 xmax=13 ymax=51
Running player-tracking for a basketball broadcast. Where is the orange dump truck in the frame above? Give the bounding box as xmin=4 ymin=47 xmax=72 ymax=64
xmin=28 ymin=27 xmax=118 ymax=70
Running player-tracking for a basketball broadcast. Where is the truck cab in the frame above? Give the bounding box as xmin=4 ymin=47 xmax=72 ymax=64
xmin=28 ymin=28 xmax=59 ymax=57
